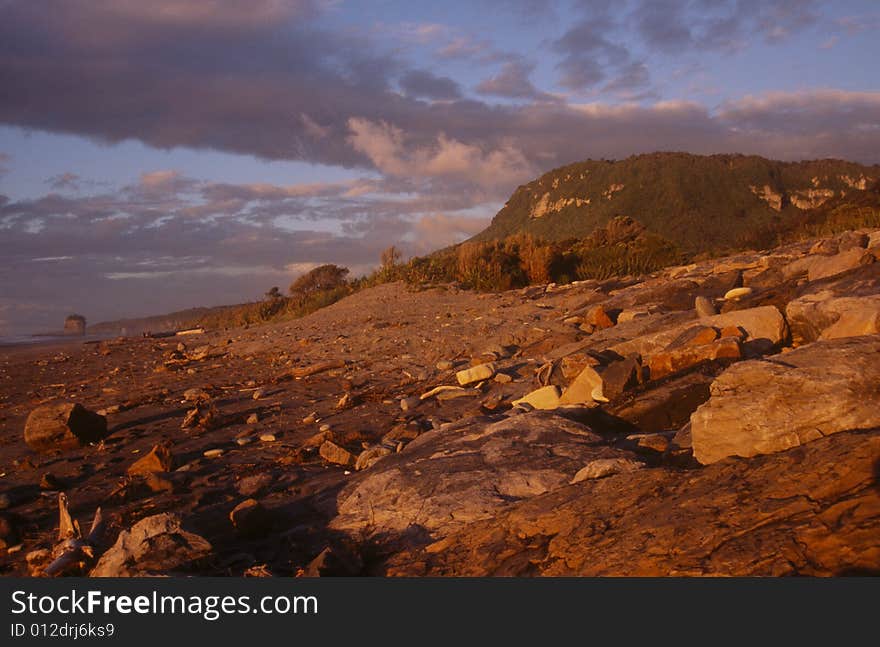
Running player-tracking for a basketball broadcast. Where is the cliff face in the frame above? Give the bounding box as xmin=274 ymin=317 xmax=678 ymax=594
xmin=473 ymin=153 xmax=879 ymax=253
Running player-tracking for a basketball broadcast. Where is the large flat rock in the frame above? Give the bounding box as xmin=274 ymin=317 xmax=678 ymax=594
xmin=328 ymin=412 xmax=638 ymax=540
xmin=691 ymin=336 xmax=880 ymax=464
xmin=386 ymin=429 xmax=880 ymax=576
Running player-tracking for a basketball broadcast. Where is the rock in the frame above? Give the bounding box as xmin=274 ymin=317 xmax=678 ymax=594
xmin=586 ymin=304 xmax=615 ymax=329
xmin=144 ymin=472 xmax=175 ymax=493
xmin=631 ymin=433 xmax=670 ymax=453
xmin=203 ymin=449 xmax=224 ymax=458
xmin=666 ymin=326 xmax=719 ymax=349
xmin=608 ymin=305 xmax=786 ymax=359
xmin=559 ymin=366 xmax=608 ymax=404
xmin=0 ymin=513 xmax=19 ymax=549
xmin=63 ymin=314 xmax=86 ymax=336
xmin=512 ymin=385 xmax=561 ymax=410
xmin=456 ymin=362 xmax=496 ymax=386
xmin=319 ymin=440 xmax=354 ymax=466
xmin=252 ymin=389 xmax=266 ymax=400
xmin=420 ymin=385 xmax=467 ymax=400
xmin=647 ymin=337 xmax=741 ymax=380
xmin=24 ymin=403 xmax=108 ymax=453
xmin=570 ymin=458 xmax=644 ymax=483
xmin=436 ymin=360 xmax=454 ymax=371
xmin=237 ymin=473 xmax=273 ymax=497
xmin=786 ymin=292 xmax=880 ymax=344
xmin=386 ymin=429 xmax=880 ymax=576
xmin=183 ymin=387 xmax=210 ymax=402
xmin=617 ymin=309 xmax=650 ymax=323
xmin=694 ymin=296 xmax=717 ymax=318
xmin=607 ymin=370 xmax=715 ymax=434
xmin=691 ymin=336 xmax=880 ymax=464
xmin=329 ymin=412 xmax=637 ymax=539
xmin=39 ymin=473 xmax=63 ymax=490
xmin=400 ymin=396 xmax=421 ymax=412
xmin=809 ymin=238 xmax=838 ymax=255
xmin=437 ymin=388 xmax=480 ymax=401
xmin=785 ymin=247 xmax=874 ymax=282
xmin=127 ymin=444 xmax=173 ymax=476
xmin=259 ymin=433 xmax=276 ymax=443
xmin=303 ymin=545 xmax=363 ymax=577
xmin=90 ymin=513 xmax=211 ymax=577
xmin=723 ymin=287 xmax=753 ymax=300
xmin=493 ymin=373 xmax=513 ymax=384
xmin=302 ymin=430 xmax=332 ymax=449
xmin=355 ymin=446 xmax=393 ymax=471
xmin=229 ymin=499 xmax=271 ymax=536
xmin=836 ymin=231 xmax=869 ymax=251
xmin=246 ymin=413 xmax=259 ymax=425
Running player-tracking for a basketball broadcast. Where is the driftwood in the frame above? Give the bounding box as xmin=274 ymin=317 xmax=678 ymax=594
xmin=291 ymin=359 xmax=347 ymax=378
xmin=44 ymin=493 xmax=107 ymax=577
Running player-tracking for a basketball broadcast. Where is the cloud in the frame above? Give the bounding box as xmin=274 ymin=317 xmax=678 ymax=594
xmin=476 ymin=61 xmax=557 ymax=102
xmin=46 ymin=172 xmax=81 ymax=191
xmin=0 ymin=152 xmax=9 ymax=178
xmin=399 ymin=69 xmax=462 ymax=100
xmin=346 ymin=117 xmax=536 ymax=193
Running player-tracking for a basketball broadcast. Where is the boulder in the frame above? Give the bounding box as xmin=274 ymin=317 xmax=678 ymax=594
xmin=691 ymin=336 xmax=880 ymax=464
xmin=127 ymin=444 xmax=173 ymax=476
xmin=607 ymin=369 xmax=714 ymax=434
xmin=329 ymin=412 xmax=637 ymax=539
xmin=90 ymin=513 xmax=211 ymax=577
xmin=24 ymin=403 xmax=108 ymax=453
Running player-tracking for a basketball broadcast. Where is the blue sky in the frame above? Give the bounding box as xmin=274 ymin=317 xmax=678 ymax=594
xmin=1 ymin=0 xmax=878 ymax=335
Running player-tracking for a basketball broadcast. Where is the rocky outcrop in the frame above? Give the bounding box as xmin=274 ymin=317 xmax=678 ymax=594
xmin=386 ymin=429 xmax=880 ymax=576
xmin=786 ymin=294 xmax=880 ymax=343
xmin=63 ymin=314 xmax=86 ymax=336
xmin=90 ymin=513 xmax=211 ymax=577
xmin=24 ymin=403 xmax=108 ymax=453
xmin=329 ymin=413 xmax=637 ymax=540
xmin=691 ymin=336 xmax=880 ymax=464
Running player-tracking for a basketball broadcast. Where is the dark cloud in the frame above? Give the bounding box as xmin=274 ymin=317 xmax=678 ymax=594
xmin=476 ymin=61 xmax=558 ymax=102
xmin=399 ymin=69 xmax=462 ymax=100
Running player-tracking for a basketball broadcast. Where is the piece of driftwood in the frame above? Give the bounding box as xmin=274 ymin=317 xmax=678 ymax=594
xmin=44 ymin=494 xmax=107 ymax=577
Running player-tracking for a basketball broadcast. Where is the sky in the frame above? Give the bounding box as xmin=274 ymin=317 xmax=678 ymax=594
xmin=1 ymin=0 xmax=879 ymax=336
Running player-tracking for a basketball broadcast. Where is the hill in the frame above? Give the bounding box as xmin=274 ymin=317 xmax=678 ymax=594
xmin=472 ymin=152 xmax=880 ymax=253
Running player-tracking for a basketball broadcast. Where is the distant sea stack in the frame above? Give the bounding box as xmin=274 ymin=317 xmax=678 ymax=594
xmin=63 ymin=314 xmax=86 ymax=336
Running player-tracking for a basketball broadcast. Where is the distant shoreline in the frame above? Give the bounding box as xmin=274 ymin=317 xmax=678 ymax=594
xmin=0 ymin=332 xmax=117 ymax=349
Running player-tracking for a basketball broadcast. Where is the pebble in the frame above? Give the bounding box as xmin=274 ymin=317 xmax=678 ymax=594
xmin=252 ymin=389 xmax=265 ymax=400
xmin=236 ymin=437 xmax=253 ymax=446
xmin=259 ymin=433 xmax=277 ymax=442
xmin=246 ymin=413 xmax=259 ymax=425
xmin=319 ymin=423 xmax=331 ymax=432
xmin=203 ymin=449 xmax=224 ymax=458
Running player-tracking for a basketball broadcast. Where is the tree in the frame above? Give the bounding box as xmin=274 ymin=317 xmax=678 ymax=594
xmin=264 ymin=286 xmax=282 ymax=300
xmin=289 ymin=264 xmax=350 ymax=299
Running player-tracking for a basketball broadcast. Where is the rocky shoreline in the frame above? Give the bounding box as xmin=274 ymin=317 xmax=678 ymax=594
xmin=1 ymin=229 xmax=878 ymax=576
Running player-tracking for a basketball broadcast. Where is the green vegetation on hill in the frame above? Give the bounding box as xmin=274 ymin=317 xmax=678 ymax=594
xmin=474 ymin=152 xmax=880 ymax=254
